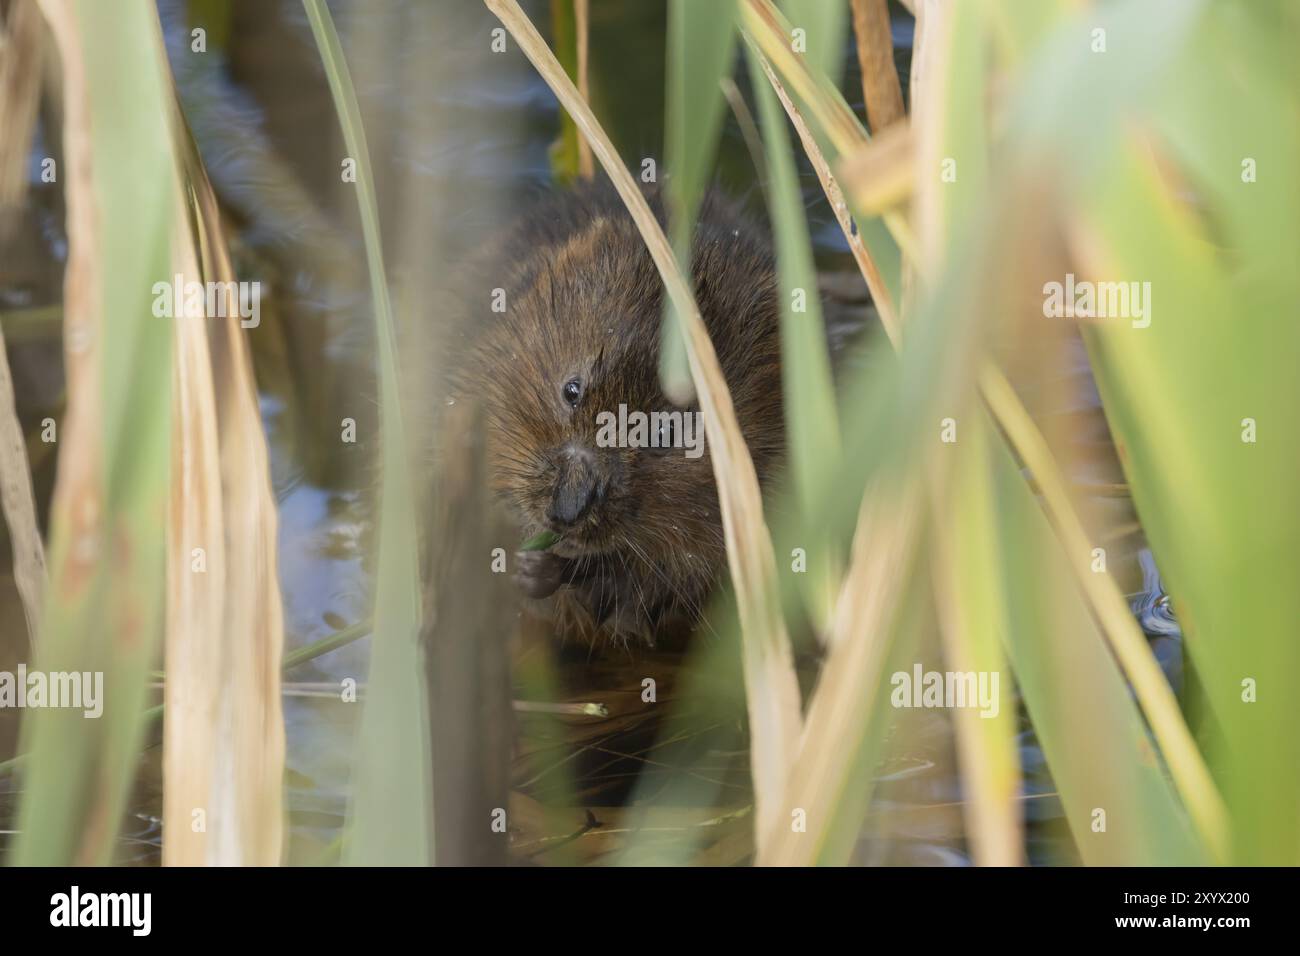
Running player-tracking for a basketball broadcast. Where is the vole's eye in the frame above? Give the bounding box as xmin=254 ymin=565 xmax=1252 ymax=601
xmin=657 ymin=416 xmax=675 ymax=449
xmin=562 ymin=378 xmax=582 ymax=407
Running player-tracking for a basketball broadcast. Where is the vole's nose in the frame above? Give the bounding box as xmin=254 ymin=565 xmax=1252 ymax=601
xmin=548 ymin=444 xmax=602 ymax=527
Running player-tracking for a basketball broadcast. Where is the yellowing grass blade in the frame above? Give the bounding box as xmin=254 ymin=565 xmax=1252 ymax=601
xmin=763 ymin=477 xmax=921 ymax=865
xmin=740 ymin=0 xmax=907 ymax=309
xmin=162 ymin=112 xmax=287 ymax=865
xmin=743 ymin=45 xmax=841 ymax=636
xmin=15 ymin=0 xmax=175 ymax=865
xmin=849 ymin=0 xmax=904 ymax=133
xmin=929 ymin=416 xmax=1022 ymax=866
xmin=989 ymin=432 xmax=1205 ymax=865
xmin=747 ymin=42 xmax=901 ymax=342
xmin=1072 ymin=78 xmax=1300 ymax=862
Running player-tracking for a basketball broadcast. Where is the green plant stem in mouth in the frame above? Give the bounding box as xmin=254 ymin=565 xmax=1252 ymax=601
xmin=520 ymin=529 xmax=562 ymax=552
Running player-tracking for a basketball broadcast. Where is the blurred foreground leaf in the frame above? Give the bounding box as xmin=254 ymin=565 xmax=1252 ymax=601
xmin=303 ymin=0 xmax=433 ymax=866
xmin=14 ymin=0 xmax=175 ymax=865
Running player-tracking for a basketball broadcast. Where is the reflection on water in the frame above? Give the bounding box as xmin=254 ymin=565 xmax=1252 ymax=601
xmin=0 ymin=0 xmax=1183 ymax=866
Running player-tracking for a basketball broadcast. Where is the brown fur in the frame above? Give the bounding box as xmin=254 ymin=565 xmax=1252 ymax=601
xmin=455 ymin=183 xmax=784 ymax=644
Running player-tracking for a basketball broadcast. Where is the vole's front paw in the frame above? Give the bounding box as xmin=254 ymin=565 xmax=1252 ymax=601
xmin=514 ymin=549 xmax=568 ymax=600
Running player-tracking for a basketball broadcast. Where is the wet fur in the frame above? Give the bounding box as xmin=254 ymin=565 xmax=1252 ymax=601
xmin=454 ymin=183 xmax=784 ymax=645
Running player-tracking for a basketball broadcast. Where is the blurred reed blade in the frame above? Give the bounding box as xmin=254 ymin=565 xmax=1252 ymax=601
xmin=911 ymin=0 xmax=1017 ymax=867
xmin=163 ymin=218 xmax=227 ymax=867
xmin=756 ymin=147 xmax=996 ymax=866
xmin=777 ymin=0 xmax=848 ymax=92
xmin=988 ymin=429 xmax=1205 ymax=865
xmin=424 ymin=400 xmax=515 ymax=866
xmin=752 ymin=0 xmax=959 ymax=862
xmin=0 ymin=0 xmax=46 ymax=646
xmin=758 ymin=138 xmax=988 ymax=867
xmin=739 ymin=0 xmax=907 ymax=309
xmin=659 ymin=0 xmax=737 ymax=406
xmin=1061 ymin=1 xmax=1300 ymax=864
xmin=978 ymin=0 xmax=1279 ymax=863
xmin=739 ymin=0 xmax=873 ymax=166
xmin=984 ymin=0 xmax=1071 ymax=66
xmin=906 ymin=0 xmax=987 ymax=267
xmin=917 ymin=0 xmax=1227 ymax=861
xmin=719 ymin=74 xmax=768 ymax=194
xmin=908 ymin=48 xmax=1170 ymax=879
xmin=929 ymin=417 xmax=1021 ymax=866
xmin=836 ymin=121 xmax=912 ymax=218
xmin=14 ymin=0 xmax=176 ymax=865
xmin=983 ymin=366 xmax=1228 ymax=863
xmin=302 ymin=0 xmax=433 ymax=866
xmin=744 ymin=40 xmax=900 ymax=343
xmin=762 ymin=477 xmax=922 ymax=865
xmin=745 ymin=57 xmax=996 ymax=858
xmin=749 ymin=0 xmax=1222 ymax=866
xmin=849 ymin=0 xmax=904 ymax=133
xmin=759 ymin=181 xmax=1209 ymax=869
xmin=665 ymin=0 xmax=736 ymax=228
xmin=0 ymin=0 xmax=44 ymax=207
xmin=162 ymin=108 xmax=287 ymax=864
xmin=607 ymin=0 xmax=1274 ymax=870
xmin=743 ymin=43 xmax=842 ymax=635
xmin=485 ymin=0 xmax=802 ymax=859
xmin=0 ymin=328 xmax=43 ymax=644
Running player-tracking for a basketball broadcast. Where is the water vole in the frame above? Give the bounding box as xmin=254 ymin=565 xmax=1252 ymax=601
xmin=460 ymin=184 xmax=785 ymax=645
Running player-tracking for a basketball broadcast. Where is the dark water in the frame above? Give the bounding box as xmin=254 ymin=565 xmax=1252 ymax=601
xmin=0 ymin=0 xmax=1181 ymax=866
